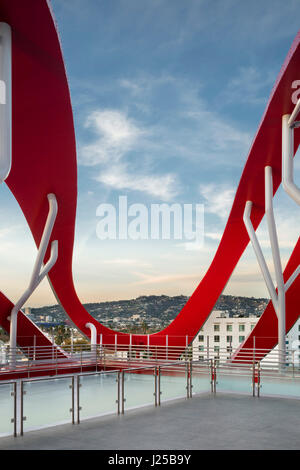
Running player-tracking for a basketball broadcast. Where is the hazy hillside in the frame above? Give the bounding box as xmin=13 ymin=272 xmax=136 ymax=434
xmin=27 ymin=294 xmax=268 ymax=330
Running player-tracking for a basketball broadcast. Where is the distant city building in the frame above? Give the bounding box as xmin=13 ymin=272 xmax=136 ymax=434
xmin=281 ymin=316 xmax=300 ymax=365
xmin=192 ymin=311 xmax=300 ymax=366
xmin=192 ymin=310 xmax=260 ymax=361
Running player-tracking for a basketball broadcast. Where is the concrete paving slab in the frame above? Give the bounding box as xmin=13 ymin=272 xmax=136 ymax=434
xmin=0 ymin=393 xmax=299 ymax=450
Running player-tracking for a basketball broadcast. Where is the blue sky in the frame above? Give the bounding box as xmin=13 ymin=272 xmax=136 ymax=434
xmin=0 ymin=0 xmax=300 ymax=307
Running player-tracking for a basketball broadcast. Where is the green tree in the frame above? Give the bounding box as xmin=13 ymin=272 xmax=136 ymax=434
xmin=140 ymin=321 xmax=149 ymax=334
xmin=54 ymin=324 xmax=70 ymax=345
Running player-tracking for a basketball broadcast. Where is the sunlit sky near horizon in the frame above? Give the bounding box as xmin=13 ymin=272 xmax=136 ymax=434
xmin=0 ymin=0 xmax=300 ymax=307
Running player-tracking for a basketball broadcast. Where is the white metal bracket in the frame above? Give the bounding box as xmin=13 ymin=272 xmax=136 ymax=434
xmin=85 ymin=322 xmax=97 ymax=352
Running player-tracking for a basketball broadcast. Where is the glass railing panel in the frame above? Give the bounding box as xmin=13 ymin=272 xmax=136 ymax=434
xmin=22 ymin=377 xmax=73 ymax=431
xmin=0 ymin=382 xmax=15 ymax=437
xmin=191 ymin=362 xmax=211 ymax=395
xmin=159 ymin=364 xmax=188 ymax=403
xmin=123 ymin=369 xmax=156 ymax=410
xmin=259 ymin=374 xmax=300 ymax=398
xmin=216 ymin=366 xmax=253 ymax=395
xmin=79 ymin=372 xmax=118 ymax=420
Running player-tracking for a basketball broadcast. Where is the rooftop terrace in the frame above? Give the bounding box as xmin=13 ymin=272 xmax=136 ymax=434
xmin=0 ymin=392 xmax=299 ymax=450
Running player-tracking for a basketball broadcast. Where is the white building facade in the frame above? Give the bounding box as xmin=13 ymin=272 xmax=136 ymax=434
xmin=192 ymin=310 xmax=300 ymax=366
xmin=192 ymin=310 xmax=259 ymax=362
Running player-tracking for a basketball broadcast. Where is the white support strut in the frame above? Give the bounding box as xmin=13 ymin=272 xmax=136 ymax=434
xmin=285 ymin=265 xmax=300 ymax=292
xmin=282 ymin=102 xmax=300 ymax=205
xmin=9 ymin=194 xmax=58 ymax=363
xmin=0 ymin=22 xmax=12 ymax=184
xmin=243 ymin=200 xmax=279 ymax=312
xmin=264 ymin=166 xmax=285 ymax=365
xmin=243 ymin=166 xmax=300 ymax=368
xmin=243 ymin=97 xmax=300 ymax=369
xmin=85 ymin=322 xmax=97 ymax=348
xmin=244 ymin=197 xmax=287 ymax=367
xmin=85 ymin=322 xmax=97 ymax=363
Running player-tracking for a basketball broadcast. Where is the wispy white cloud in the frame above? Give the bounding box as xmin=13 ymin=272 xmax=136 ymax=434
xmin=119 ymin=74 xmax=179 ymax=99
xmin=79 ymin=109 xmax=145 ymax=166
xmin=205 ymin=231 xmax=223 ymax=241
xmin=184 ymin=108 xmax=251 ymax=155
xmin=175 ymin=241 xmax=206 ymax=252
xmin=103 ymin=258 xmax=151 ymax=267
xmin=120 ymin=74 xmax=252 ymax=164
xmin=79 ymin=73 xmax=252 ymax=170
xmin=79 ymin=107 xmax=180 ymax=200
xmin=199 ymin=183 xmax=235 ymax=219
xmin=95 ymin=164 xmax=178 ymax=201
xmin=255 ymin=215 xmax=300 ymax=252
xmin=0 ymin=227 xmax=15 ymax=239
xmin=220 ymin=65 xmax=276 ymax=107
xmin=119 ymin=79 xmax=145 ymax=97
xmin=131 ymin=271 xmax=200 ymax=286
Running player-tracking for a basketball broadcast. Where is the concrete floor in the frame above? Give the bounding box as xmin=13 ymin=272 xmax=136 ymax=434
xmin=0 ymin=393 xmax=299 ymax=450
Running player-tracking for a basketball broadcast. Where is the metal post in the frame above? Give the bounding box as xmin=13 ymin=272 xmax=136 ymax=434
xmin=117 ymin=371 xmax=121 ymax=415
xmin=70 ymin=376 xmax=75 ymax=425
xmin=33 ymin=335 xmax=36 ymax=362
xmin=214 ymin=359 xmax=217 ymax=393
xmin=77 ymin=375 xmax=80 ymax=424
xmin=211 ymin=359 xmax=217 ymax=394
xmin=166 ymin=335 xmax=168 ymax=361
xmin=185 ymin=335 xmax=188 ymax=361
xmin=95 ymin=345 xmax=98 ymax=373
xmin=252 ymin=360 xmax=255 ymax=397
xmin=189 ymin=361 xmax=193 ymax=398
xmin=210 ymin=359 xmax=214 ymax=393
xmin=27 ymin=347 xmax=30 ymax=379
xmin=158 ymin=366 xmax=161 ymax=406
xmin=121 ymin=371 xmax=125 ymax=414
xmin=12 ymin=381 xmax=17 ymax=437
xmin=20 ymin=381 xmax=24 ymax=436
xmin=154 ymin=367 xmax=158 ymax=407
xmin=207 ymin=336 xmax=209 ymax=361
xmin=71 ymin=329 xmax=74 ymax=354
xmin=257 ymin=362 xmax=261 ymax=398
xmin=186 ymin=362 xmax=189 ymax=399
xmin=103 ymin=346 xmax=106 ymax=370
xmin=100 ymin=333 xmax=103 ymax=363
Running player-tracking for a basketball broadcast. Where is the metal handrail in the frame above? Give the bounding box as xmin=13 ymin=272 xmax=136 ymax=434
xmin=3 ymin=352 xmax=300 ymax=439
xmin=1 ymin=341 xmax=300 ymax=382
